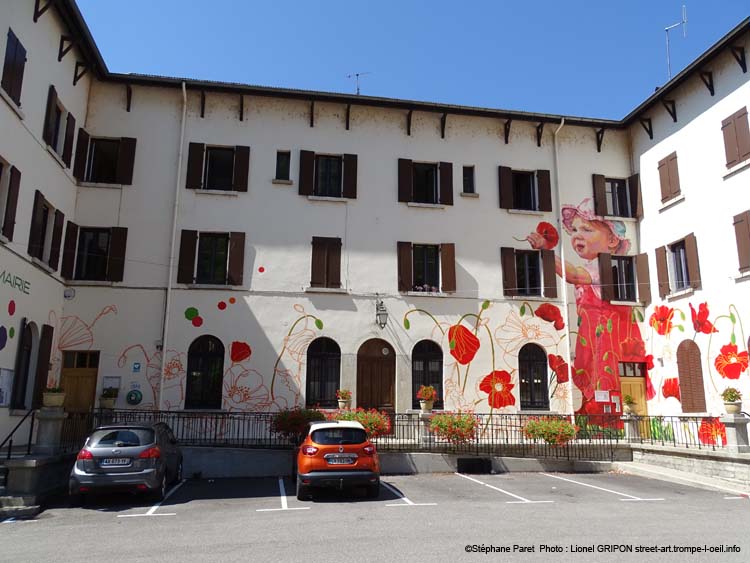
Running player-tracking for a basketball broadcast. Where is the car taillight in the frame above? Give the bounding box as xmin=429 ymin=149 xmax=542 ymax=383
xmin=363 ymin=445 xmax=376 ymax=456
xmin=76 ymin=448 xmax=93 ymax=460
xmin=300 ymin=445 xmax=318 ymax=456
xmin=138 ymin=446 xmax=161 ymax=459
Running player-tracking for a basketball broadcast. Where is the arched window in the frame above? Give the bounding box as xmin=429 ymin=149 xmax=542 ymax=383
xmin=519 ymin=343 xmax=549 ymax=410
xmin=306 ymin=338 xmax=341 ymax=408
xmin=10 ymin=320 xmax=36 ymax=409
xmin=412 ymin=340 xmax=443 ymax=410
xmin=677 ymin=340 xmax=706 ymax=413
xmin=185 ymin=335 xmax=224 ymax=410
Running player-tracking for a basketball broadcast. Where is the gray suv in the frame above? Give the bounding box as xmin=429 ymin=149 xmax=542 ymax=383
xmin=69 ymin=421 xmax=182 ymax=502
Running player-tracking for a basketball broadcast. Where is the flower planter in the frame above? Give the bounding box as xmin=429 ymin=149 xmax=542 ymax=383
xmin=419 ymin=400 xmax=433 ymax=413
xmin=724 ymin=401 xmax=742 ymax=415
xmin=337 ymin=399 xmax=351 ymax=410
xmin=99 ymin=397 xmax=117 ymax=409
xmin=42 ymin=392 xmax=65 ymax=408
xmin=623 ymin=404 xmax=634 ymax=415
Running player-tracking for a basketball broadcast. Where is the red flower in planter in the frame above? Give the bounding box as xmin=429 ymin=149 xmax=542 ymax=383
xmin=548 ymin=354 xmax=570 ymax=383
xmin=448 ymin=324 xmax=480 ymax=365
xmin=714 ymin=343 xmax=749 ymax=380
xmin=689 ymin=302 xmax=717 ymax=335
xmin=698 ymin=418 xmax=726 ymax=446
xmin=661 ymin=378 xmax=681 ymax=400
xmin=649 ymin=306 xmax=674 ymax=336
xmin=479 ymin=370 xmax=516 ymax=409
xmin=536 ymin=222 xmax=559 ymax=250
xmin=230 ymin=341 xmax=252 ymax=364
xmin=535 ymin=303 xmax=564 ymax=331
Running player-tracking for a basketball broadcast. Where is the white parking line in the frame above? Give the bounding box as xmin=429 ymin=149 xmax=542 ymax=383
xmin=2 ymin=518 xmax=37 ymax=524
xmin=382 ymin=481 xmax=436 ymax=507
xmin=256 ymin=478 xmax=311 ymax=512
xmin=724 ymin=496 xmax=749 ymax=500
xmin=541 ymin=473 xmax=663 ymax=502
xmin=456 ymin=473 xmax=553 ymax=504
xmin=116 ymin=479 xmax=186 ymax=518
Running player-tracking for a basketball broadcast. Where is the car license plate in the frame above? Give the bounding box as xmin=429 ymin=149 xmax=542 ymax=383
xmin=327 ymin=456 xmax=354 ymax=465
xmin=101 ymin=458 xmax=130 ymax=466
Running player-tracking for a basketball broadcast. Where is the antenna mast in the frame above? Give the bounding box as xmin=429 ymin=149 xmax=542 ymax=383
xmin=347 ymin=72 xmax=371 ymax=95
xmin=665 ymin=5 xmax=688 ymax=80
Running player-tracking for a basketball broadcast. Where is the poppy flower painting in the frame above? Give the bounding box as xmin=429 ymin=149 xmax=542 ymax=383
xmin=448 ymin=324 xmax=481 ymax=365
xmin=714 ymin=343 xmax=749 ymax=380
xmin=689 ymin=303 xmax=717 ymax=335
xmin=649 ymin=306 xmax=675 ymax=336
xmin=534 ymin=303 xmax=564 ymax=331
xmin=479 ymin=370 xmax=516 ymax=409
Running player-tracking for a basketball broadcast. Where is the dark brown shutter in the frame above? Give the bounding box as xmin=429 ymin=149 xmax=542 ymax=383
xmin=722 ymin=114 xmax=740 ymax=168
xmin=327 ymin=238 xmax=342 ymax=288
xmin=439 ymin=162 xmax=453 ymax=206
xmin=186 ymin=143 xmax=204 ymax=189
xmin=310 ymin=237 xmax=327 ymax=288
xmin=343 ymin=154 xmax=358 ymax=199
xmin=106 ymin=227 xmax=128 ymax=282
xmin=733 ymin=211 xmax=750 ymax=273
xmin=62 ymin=113 xmax=75 ymax=167
xmin=73 ymin=128 xmax=89 ymax=181
xmin=10 ymin=317 xmax=27 ymax=409
xmin=657 ymin=157 xmax=670 ymax=202
xmin=635 ymin=253 xmax=651 ymax=306
xmin=233 ymin=145 xmax=250 ymax=192
xmin=501 ymin=247 xmax=517 ymax=296
xmin=498 ymin=166 xmax=513 ymax=209
xmin=684 ymin=233 xmax=701 ymax=290
xmin=299 ymin=150 xmax=315 ymax=196
xmin=397 ymin=241 xmax=412 ymax=292
xmin=655 ymin=245 xmax=670 ymax=298
xmin=736 ymin=108 xmax=750 ymax=163
xmin=9 ymin=31 xmax=26 ymax=105
xmin=628 ymin=173 xmax=642 ymax=218
xmin=598 ymin=253 xmax=614 ymax=301
xmin=27 ymin=190 xmax=44 ymax=259
xmin=398 ymin=159 xmax=412 ymax=202
xmin=227 ymin=231 xmax=245 ymax=285
xmin=48 ymin=209 xmax=64 ymax=270
xmin=116 ymin=137 xmax=137 ymax=185
xmin=536 ymin=169 xmax=551 ymax=212
xmin=177 ymin=230 xmax=197 ymax=284
xmin=677 ymin=341 xmax=706 ymax=413
xmin=31 ymin=324 xmax=54 ymax=409
xmin=1 ymin=30 xmax=17 ymax=100
xmin=542 ymin=249 xmax=557 ymax=298
xmin=61 ymin=221 xmax=78 ymax=280
xmin=42 ymin=85 xmax=57 ymax=146
xmin=440 ymin=243 xmax=456 ymax=292
xmin=592 ymin=174 xmax=607 ymax=216
xmin=667 ymin=152 xmax=680 ymax=199
xmin=2 ymin=166 xmax=20 ymax=240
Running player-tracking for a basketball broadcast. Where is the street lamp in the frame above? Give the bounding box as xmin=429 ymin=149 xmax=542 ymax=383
xmin=375 ymin=296 xmax=388 ymax=329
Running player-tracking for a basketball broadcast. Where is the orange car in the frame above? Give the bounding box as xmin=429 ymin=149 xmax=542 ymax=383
xmin=296 ymin=420 xmax=380 ymax=500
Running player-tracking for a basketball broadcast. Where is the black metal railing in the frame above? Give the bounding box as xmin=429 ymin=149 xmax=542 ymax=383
xmin=0 ymin=409 xmax=35 ymax=460
xmin=625 ymin=415 xmax=730 ymax=450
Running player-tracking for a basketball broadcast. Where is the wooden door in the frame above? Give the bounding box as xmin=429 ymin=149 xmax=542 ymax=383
xmin=61 ymin=351 xmax=99 ymax=413
xmin=619 ymin=377 xmax=647 ymax=415
xmin=356 ymin=339 xmax=395 ymax=412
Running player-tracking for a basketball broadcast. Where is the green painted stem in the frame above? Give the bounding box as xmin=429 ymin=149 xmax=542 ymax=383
xmin=404 ymin=309 xmax=445 ymax=335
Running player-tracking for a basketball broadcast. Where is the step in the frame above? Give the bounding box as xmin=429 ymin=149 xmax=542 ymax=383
xmin=0 ymin=505 xmax=40 ymax=521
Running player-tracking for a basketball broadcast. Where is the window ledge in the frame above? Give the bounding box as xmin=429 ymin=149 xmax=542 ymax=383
xmin=667 ymin=287 xmax=694 ymax=302
xmin=46 ymin=145 xmax=68 ymax=170
xmin=0 ymin=88 xmax=25 ymax=120
xmin=187 ymin=283 xmax=233 ymax=289
xmin=507 ymin=209 xmax=545 ymax=216
xmin=460 ymin=192 xmax=479 ymax=198
xmin=610 ymin=300 xmax=642 ymax=306
xmin=405 ymin=291 xmax=450 ymax=297
xmin=734 ymin=271 xmax=750 ymax=284
xmin=195 ymin=189 xmax=239 ymax=197
xmin=305 ymin=286 xmax=348 ymax=294
xmin=272 ymin=179 xmax=293 ymax=185
xmin=30 ymin=256 xmax=54 ymax=274
xmin=604 ymin=215 xmax=637 ymax=223
xmin=724 ymin=158 xmax=750 ymax=180
xmin=308 ymin=195 xmax=347 ymax=203
xmin=78 ymin=181 xmax=123 ymax=190
xmin=509 ymin=294 xmax=549 ymax=302
xmin=406 ymin=202 xmax=445 ymax=209
xmin=658 ymin=194 xmax=685 ymax=213
xmin=67 ymin=280 xmax=114 ymax=287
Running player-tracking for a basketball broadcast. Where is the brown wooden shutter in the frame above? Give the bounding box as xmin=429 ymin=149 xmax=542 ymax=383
xmin=628 ymin=173 xmax=642 ymax=218
xmin=397 ymin=159 xmax=412 ymax=202
xmin=733 ymin=211 xmax=750 ymax=273
xmin=397 ymin=241 xmax=412 ymax=291
xmin=541 ymin=249 xmax=557 ymax=298
xmin=299 ymin=150 xmax=315 ymax=196
xmin=655 ymin=245 xmax=670 ymax=298
xmin=635 ymin=253 xmax=651 ymax=306
xmin=116 ymin=137 xmax=137 ymax=185
xmin=735 ymin=108 xmax=750 ymax=163
xmin=722 ymin=114 xmax=740 ymax=168
xmin=439 ymin=162 xmax=453 ymax=206
xmin=327 ymin=238 xmax=342 ymax=288
xmin=62 ymin=113 xmax=75 ymax=167
xmin=684 ymin=233 xmax=701 ymax=290
xmin=42 ymin=85 xmax=57 ymax=146
xmin=592 ymin=174 xmax=607 ymax=216
xmin=1 ymin=30 xmax=17 ymax=100
xmin=10 ymin=317 xmax=28 ymax=409
xmin=227 ymin=231 xmax=245 ymax=285
xmin=106 ymin=227 xmax=128 ymax=282
xmin=440 ymin=243 xmax=456 ymax=292
xmin=73 ymin=128 xmax=89 ymax=181
xmin=27 ymin=190 xmax=44 ymax=259
xmin=657 ymin=157 xmax=670 ymax=202
xmin=343 ymin=154 xmax=358 ymax=199
xmin=501 ymin=247 xmax=517 ymax=296
xmin=310 ymin=237 xmax=327 ymax=288
xmin=31 ymin=324 xmax=54 ymax=409
xmin=186 ymin=143 xmax=204 ymax=189
xmin=8 ymin=32 xmax=26 ymax=105
xmin=667 ymin=152 xmax=680 ymax=199
xmin=598 ymin=253 xmax=614 ymax=301
xmin=536 ymin=169 xmax=551 ymax=212
xmin=498 ymin=166 xmax=513 ymax=209
xmin=2 ymin=165 xmax=20 ymax=240
xmin=677 ymin=341 xmax=706 ymax=413
xmin=233 ymin=145 xmax=250 ymax=192
xmin=61 ymin=221 xmax=78 ymax=280
xmin=177 ymin=230 xmax=197 ymax=284
xmin=48 ymin=209 xmax=64 ymax=270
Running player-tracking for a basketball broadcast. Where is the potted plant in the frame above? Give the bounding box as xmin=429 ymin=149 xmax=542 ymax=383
xmin=523 ymin=417 xmax=579 ymax=447
xmin=721 ymin=387 xmax=742 ymax=415
xmin=99 ymin=387 xmax=119 ymax=409
xmin=336 ymin=389 xmax=352 ymax=409
xmin=327 ymin=408 xmax=392 ymax=439
xmin=416 ymin=385 xmax=438 ymax=413
xmin=42 ymin=385 xmax=65 ymax=408
xmin=429 ymin=412 xmax=478 ymax=444
xmin=623 ymin=394 xmax=636 ymax=415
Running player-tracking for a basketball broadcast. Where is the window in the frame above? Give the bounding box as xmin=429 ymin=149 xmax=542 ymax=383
xmin=185 ymin=335 xmax=224 ymax=410
xmin=185 ymin=143 xmax=249 ymax=192
xmin=721 ymin=107 xmax=750 ymax=168
xmin=462 ymin=166 xmax=475 ymax=194
xmin=656 ymin=234 xmax=700 ymax=298
xmin=300 ymin=151 xmax=357 ymax=199
xmin=397 ymin=159 xmax=453 ymax=205
xmin=618 ymin=362 xmax=646 ymax=377
xmin=28 ymin=190 xmax=64 ymax=269
xmin=669 ymin=240 xmax=689 ymax=292
xmin=411 ymin=340 xmax=443 ymax=410
xmin=62 ymin=351 xmax=100 ymax=369
xmin=657 ymin=152 xmax=680 ymax=203
xmin=1 ymin=29 xmax=27 ymax=107
xmin=86 ymin=138 xmax=120 ymax=184
xmin=306 ymin=337 xmax=341 ymax=408
xmin=75 ymin=228 xmax=111 ymax=281
xmin=515 ymin=250 xmax=541 ymax=296
xmin=41 ymin=86 xmax=77 ymax=166
xmin=315 ymin=155 xmax=343 ymax=197
xmin=61 ymin=224 xmax=128 ymax=282
xmin=611 ymin=256 xmax=636 ymax=301
xmin=204 ymin=147 xmax=235 ymax=190
xmin=0 ymin=157 xmax=21 ymax=241
xmin=519 ymin=344 xmax=548 ymax=410
xmin=733 ymin=210 xmax=750 ymax=274
xmin=196 ymin=233 xmax=229 ymax=285
xmin=412 ymin=244 xmax=440 ymax=291
xmin=177 ymin=230 xmax=245 ymax=286
xmin=275 ymin=151 xmax=291 ymax=181
xmin=411 ymin=163 xmax=438 ymax=204
xmin=512 ymin=171 xmax=537 ymax=211
xmin=310 ymin=237 xmax=341 ymax=288
xmin=605 ymin=179 xmax=631 ymax=217
xmin=397 ymin=242 xmax=456 ymax=293
xmin=498 ymin=167 xmax=552 ymax=211
xmin=74 ymin=131 xmax=137 ymax=186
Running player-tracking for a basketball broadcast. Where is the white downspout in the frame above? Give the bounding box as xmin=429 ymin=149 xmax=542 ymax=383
xmin=159 ymin=82 xmax=188 ymax=410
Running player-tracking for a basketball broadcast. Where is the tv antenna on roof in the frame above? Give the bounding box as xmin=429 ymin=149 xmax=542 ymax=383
xmin=347 ymin=72 xmax=371 ymax=95
xmin=665 ymin=5 xmax=688 ymax=80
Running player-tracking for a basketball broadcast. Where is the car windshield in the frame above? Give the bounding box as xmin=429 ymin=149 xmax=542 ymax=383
xmin=311 ymin=428 xmax=367 ymax=445
xmin=88 ymin=428 xmax=154 ymax=448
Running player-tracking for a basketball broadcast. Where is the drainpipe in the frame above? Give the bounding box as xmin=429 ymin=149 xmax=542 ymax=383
xmin=552 ymin=118 xmax=574 ymax=416
xmin=159 ymin=82 xmax=188 ymax=411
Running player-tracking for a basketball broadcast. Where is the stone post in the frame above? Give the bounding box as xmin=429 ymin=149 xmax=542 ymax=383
xmin=419 ymin=413 xmax=433 ymax=446
xmin=621 ymin=414 xmax=641 ymax=443
xmin=720 ymin=415 xmax=750 ymax=454
xmin=34 ymin=406 xmax=66 ymax=455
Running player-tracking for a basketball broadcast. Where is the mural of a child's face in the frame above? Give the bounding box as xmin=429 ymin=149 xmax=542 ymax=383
xmin=569 ymin=216 xmax=619 ymax=260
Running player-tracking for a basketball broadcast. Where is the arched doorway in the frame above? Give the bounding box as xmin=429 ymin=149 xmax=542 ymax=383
xmin=306 ymin=337 xmax=341 ymax=408
xmin=677 ymin=340 xmax=706 ymax=413
xmin=411 ymin=340 xmax=443 ymax=410
xmin=518 ymin=343 xmax=549 ymax=410
xmin=356 ymin=338 xmax=395 ymax=412
xmin=185 ymin=335 xmax=225 ymax=410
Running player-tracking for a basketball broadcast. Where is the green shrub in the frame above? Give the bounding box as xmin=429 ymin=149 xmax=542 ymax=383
xmin=327 ymin=408 xmax=392 ymax=438
xmin=272 ymin=407 xmax=325 ymax=440
xmin=523 ymin=417 xmax=578 ymax=446
xmin=429 ymin=412 xmax=477 ymax=444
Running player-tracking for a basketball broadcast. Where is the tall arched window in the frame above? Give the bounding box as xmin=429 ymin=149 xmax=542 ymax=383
xmin=185 ymin=335 xmax=225 ymax=410
xmin=519 ymin=343 xmax=549 ymax=410
xmin=412 ymin=340 xmax=443 ymax=409
xmin=306 ymin=337 xmax=341 ymax=408
xmin=677 ymin=340 xmax=706 ymax=413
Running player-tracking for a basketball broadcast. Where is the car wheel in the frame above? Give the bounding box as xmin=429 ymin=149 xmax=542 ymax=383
xmin=296 ymin=479 xmax=309 ymax=501
xmin=366 ymin=483 xmax=380 ymax=499
xmin=175 ymin=459 xmax=183 ymax=483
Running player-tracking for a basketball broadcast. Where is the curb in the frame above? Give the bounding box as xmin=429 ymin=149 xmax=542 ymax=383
xmin=612 ymin=461 xmax=750 ymax=496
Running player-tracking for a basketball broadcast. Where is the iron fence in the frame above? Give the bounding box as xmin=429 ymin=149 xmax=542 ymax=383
xmin=624 ymin=415 xmax=730 ymax=450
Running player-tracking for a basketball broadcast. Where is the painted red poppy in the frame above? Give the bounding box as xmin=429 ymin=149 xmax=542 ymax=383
xmin=689 ymin=302 xmax=717 ymax=334
xmin=621 ymin=337 xmax=646 ymax=358
xmin=230 ymin=341 xmax=252 ymax=363
xmin=661 ymin=378 xmax=681 ymax=400
xmin=645 ymin=354 xmax=654 ymax=371
xmin=548 ymin=354 xmax=570 ymax=383
xmin=479 ymin=370 xmax=516 ymax=409
xmin=714 ymin=343 xmax=749 ymax=380
xmin=448 ymin=324 xmax=480 ymax=365
xmin=698 ymin=418 xmax=726 ymax=446
xmin=534 ymin=303 xmax=564 ymax=330
xmin=649 ymin=305 xmax=674 ymax=336
xmin=536 ymin=222 xmax=559 ymax=250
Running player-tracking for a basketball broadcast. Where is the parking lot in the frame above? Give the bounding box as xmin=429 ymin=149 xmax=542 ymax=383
xmin=2 ymin=472 xmax=747 ymax=562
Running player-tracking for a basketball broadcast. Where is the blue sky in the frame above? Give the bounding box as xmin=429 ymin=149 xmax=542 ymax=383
xmin=76 ymin=1 xmax=748 ymax=119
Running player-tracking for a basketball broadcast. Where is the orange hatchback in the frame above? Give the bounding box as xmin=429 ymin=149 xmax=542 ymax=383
xmin=296 ymin=420 xmax=380 ymax=500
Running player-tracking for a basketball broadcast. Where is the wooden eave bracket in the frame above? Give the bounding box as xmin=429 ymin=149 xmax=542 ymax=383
xmin=662 ymin=99 xmax=677 ymax=122
xmin=309 ymin=100 xmax=315 ymax=127
xmin=34 ymin=0 xmax=54 ymax=23
xmin=406 ymin=110 xmax=413 ymax=136
xmin=440 ymin=112 xmax=447 ymax=139
xmin=730 ymin=45 xmax=747 ymax=73
xmin=595 ymin=128 xmax=605 ymax=153
xmin=536 ymin=122 xmax=544 ymax=147
xmin=640 ymin=117 xmax=653 ymax=140
xmin=200 ymin=91 xmax=206 ymax=118
xmin=699 ymin=70 xmax=715 ymax=96
xmin=345 ymin=103 xmax=351 ymax=130
xmin=73 ymin=61 xmax=88 ymax=86
xmin=58 ymin=35 xmax=75 ymax=61
xmin=125 ymin=84 xmax=132 ymax=112
xmin=239 ymin=95 xmax=244 ymax=121
xmin=504 ymin=119 xmax=511 ymax=144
